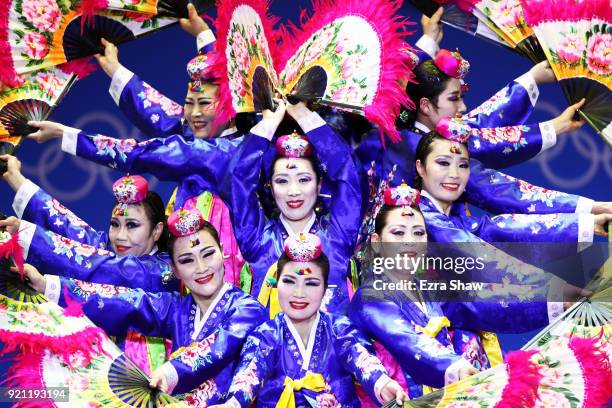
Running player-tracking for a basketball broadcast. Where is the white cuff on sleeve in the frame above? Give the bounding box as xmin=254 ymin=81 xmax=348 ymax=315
xmin=109 ymin=66 xmax=134 ymax=106
xmin=296 ymin=111 xmax=326 ymax=134
xmin=61 ymin=127 xmax=81 ymax=156
xmin=444 ymin=358 xmax=472 ymax=386
xmin=12 ymin=179 xmax=40 ymax=219
xmin=44 ymin=275 xmax=62 ymax=304
xmin=415 ymin=34 xmax=439 ymax=59
xmin=196 ymin=29 xmax=215 ymax=51
xmin=574 ymin=197 xmax=594 ymax=214
xmin=515 ymin=72 xmax=539 ymax=106
xmin=577 ymin=213 xmax=595 ymax=243
xmin=250 ymin=119 xmax=278 ymax=141
xmin=160 ymin=362 xmax=179 ymax=395
xmin=17 ymin=220 xmax=36 ymax=260
xmin=539 ymin=121 xmax=557 ymax=151
xmin=547 ymin=302 xmax=564 ymax=323
xmin=373 ymin=373 xmax=392 ymax=404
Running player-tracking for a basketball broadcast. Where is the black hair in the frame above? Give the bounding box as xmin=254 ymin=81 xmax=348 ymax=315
xmin=276 ymin=251 xmax=330 ymax=288
xmin=374 ymin=204 xmax=424 ymax=235
xmin=111 ymin=191 xmax=168 ymax=252
xmin=166 ymin=219 xmax=221 ymax=261
xmin=414 ymin=130 xmax=469 ymax=190
xmin=397 ymin=60 xmax=452 ymax=129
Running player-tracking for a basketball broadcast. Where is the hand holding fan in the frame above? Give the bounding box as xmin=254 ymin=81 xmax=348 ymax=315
xmin=211 ymin=0 xmax=415 ymax=142
xmin=430 ymin=0 xmax=546 ymax=63
xmin=0 ymin=0 xmax=177 ymax=83
xmin=521 ymin=0 xmax=612 ymax=146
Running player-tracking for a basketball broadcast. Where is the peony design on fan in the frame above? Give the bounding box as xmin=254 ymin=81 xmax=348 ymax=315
xmin=488 ymin=0 xmax=528 ymax=32
xmin=586 ymin=32 xmax=611 ymax=76
xmin=22 ymin=0 xmax=62 ymax=32
xmin=557 ymin=33 xmax=585 ymax=66
xmin=547 ymin=27 xmax=612 ymax=79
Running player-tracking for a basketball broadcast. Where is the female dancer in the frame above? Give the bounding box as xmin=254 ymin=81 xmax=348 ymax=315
xmin=214 ymin=233 xmax=408 ymax=407
xmin=14 ymin=208 xmax=266 ymax=403
xmin=229 ymin=99 xmax=362 ymax=313
xmin=349 ymin=184 xmax=580 ymax=399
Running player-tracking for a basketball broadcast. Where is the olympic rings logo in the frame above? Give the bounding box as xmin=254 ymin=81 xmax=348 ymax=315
xmin=533 ymin=101 xmax=611 ymax=189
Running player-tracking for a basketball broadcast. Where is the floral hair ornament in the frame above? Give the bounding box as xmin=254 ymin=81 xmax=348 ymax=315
xmin=435 ymin=116 xmax=473 ymax=154
xmin=383 ymin=183 xmax=421 ymax=216
xmin=434 ymin=49 xmax=470 ymax=80
xmin=112 ymin=175 xmax=148 ymax=217
xmin=167 ymin=207 xmax=205 ymax=248
xmin=284 ymin=232 xmax=322 ymax=275
xmin=276 ymin=130 xmax=313 ymax=170
xmin=187 ymin=54 xmax=215 ymax=92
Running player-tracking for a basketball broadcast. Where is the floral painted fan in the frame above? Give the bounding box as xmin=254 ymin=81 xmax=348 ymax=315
xmin=78 ymin=0 xmax=215 ymax=22
xmin=521 ymin=0 xmax=612 ymax=147
xmin=211 ymin=0 xmax=415 ymax=142
xmin=0 ymin=0 xmax=175 ymax=84
xmin=408 ymin=0 xmax=520 ymax=54
xmin=8 ymin=339 xmax=186 ymax=407
xmin=432 ymin=0 xmax=545 ymax=63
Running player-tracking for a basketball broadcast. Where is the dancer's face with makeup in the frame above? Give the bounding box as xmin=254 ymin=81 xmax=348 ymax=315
xmin=271 ymin=157 xmax=321 ymax=223
xmin=171 ymin=229 xmax=225 ymax=299
xmin=420 ymin=77 xmax=467 ymax=126
xmin=277 ymin=261 xmax=326 ymax=323
xmin=372 ymin=206 xmax=427 ymax=259
xmin=109 ymin=204 xmax=162 ymax=257
xmin=184 ymin=85 xmax=218 ymax=138
xmin=416 ymin=139 xmax=470 ymax=207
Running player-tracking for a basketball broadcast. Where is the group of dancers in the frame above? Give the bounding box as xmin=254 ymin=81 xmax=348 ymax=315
xmin=0 ymin=2 xmax=610 ymax=407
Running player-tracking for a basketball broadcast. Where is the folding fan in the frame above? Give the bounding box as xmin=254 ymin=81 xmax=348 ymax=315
xmin=407 ymin=0 xmax=521 ymax=54
xmin=211 ymin=0 xmax=415 ymax=142
xmin=7 ymin=340 xmax=186 ymax=407
xmin=0 ymin=2 xmax=175 ymax=83
xmin=78 ymin=0 xmax=215 ymax=23
xmin=521 ymin=0 xmax=612 ymax=147
xmin=428 ymin=0 xmax=545 ymax=63
xmin=155 ymin=0 xmax=214 ymax=19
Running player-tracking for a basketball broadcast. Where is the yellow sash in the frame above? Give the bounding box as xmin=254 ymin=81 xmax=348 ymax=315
xmin=415 ymin=316 xmax=450 ymax=395
xmin=257 ymin=263 xmax=282 ymax=319
xmin=275 ymin=372 xmax=326 ymax=408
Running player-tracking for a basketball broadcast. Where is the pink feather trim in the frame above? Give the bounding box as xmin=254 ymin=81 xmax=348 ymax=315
xmin=0 ymin=325 xmax=107 ymax=369
xmin=495 ymin=350 xmax=542 ymax=408
xmin=3 ymin=351 xmax=55 ymax=408
xmin=209 ymin=0 xmax=280 ymax=132
xmin=569 ymin=335 xmax=612 ymax=408
xmin=78 ymin=0 xmax=109 ymax=30
xmin=277 ymin=0 xmax=416 ymax=143
xmin=0 ymin=0 xmax=18 ymax=86
xmin=59 ymin=57 xmax=98 ymax=79
xmin=521 ymin=0 xmax=612 ymax=25
xmin=0 ymin=231 xmax=25 ymax=278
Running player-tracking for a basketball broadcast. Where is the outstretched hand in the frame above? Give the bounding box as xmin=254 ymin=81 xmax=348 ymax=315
xmin=95 ymin=38 xmax=121 ymax=78
xmin=180 ymin=3 xmax=210 ymax=37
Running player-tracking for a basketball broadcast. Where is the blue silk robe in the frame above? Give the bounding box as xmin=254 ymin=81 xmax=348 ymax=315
xmin=48 ymin=280 xmax=266 ymax=399
xmin=230 ymin=120 xmax=362 ymax=313
xmin=224 ymin=311 xmax=391 ymax=407
xmin=348 ymin=279 xmax=551 ymax=398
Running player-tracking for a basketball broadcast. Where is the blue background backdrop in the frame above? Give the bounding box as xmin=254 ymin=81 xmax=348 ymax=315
xmin=1 ymin=0 xmax=610 ymax=402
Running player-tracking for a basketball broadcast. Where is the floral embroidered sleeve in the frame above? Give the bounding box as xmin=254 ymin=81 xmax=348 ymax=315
xmin=163 ymin=297 xmax=266 ymax=394
xmin=467 ymin=122 xmax=554 ymax=169
xmin=18 ymin=221 xmax=178 ymax=293
xmin=48 ymin=277 xmax=177 ymax=339
xmin=332 ymin=314 xmax=390 ymax=403
xmin=224 ymin=321 xmax=279 ymax=407
xmin=13 ymin=179 xmax=106 ymax=247
xmin=61 ymin=127 xmax=243 ymax=187
xmin=348 ymin=293 xmax=461 ymax=390
xmin=111 ymin=69 xmax=185 ymax=139
xmin=465 ymin=158 xmax=591 ymax=215
xmin=465 ymin=72 xmax=539 ymax=128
